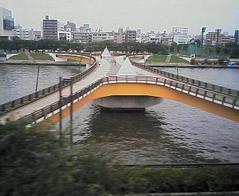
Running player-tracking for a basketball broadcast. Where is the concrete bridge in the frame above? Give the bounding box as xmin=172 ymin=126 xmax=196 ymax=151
xmin=0 ymin=48 xmax=239 ymax=125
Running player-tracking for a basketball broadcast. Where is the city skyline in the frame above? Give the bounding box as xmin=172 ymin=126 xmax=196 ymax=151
xmin=0 ymin=0 xmax=238 ymax=34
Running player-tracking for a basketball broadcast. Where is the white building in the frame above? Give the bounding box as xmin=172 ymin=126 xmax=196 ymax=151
xmin=173 ymin=34 xmax=189 ymax=44
xmin=0 ymin=7 xmax=14 ymax=40
xmin=58 ymin=31 xmax=72 ymax=41
xmin=172 ymin=27 xmax=189 ymax=44
xmin=143 ymin=33 xmax=162 ymax=44
xmin=13 ymin=25 xmax=42 ymax=41
xmin=13 ymin=25 xmax=29 ymax=40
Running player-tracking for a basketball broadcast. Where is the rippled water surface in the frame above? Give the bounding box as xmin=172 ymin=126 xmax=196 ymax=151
xmin=0 ymin=64 xmax=84 ymax=104
xmin=1 ymin=65 xmax=239 ymax=164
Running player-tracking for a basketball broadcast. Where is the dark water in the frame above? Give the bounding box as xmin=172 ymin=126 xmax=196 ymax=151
xmin=1 ymin=65 xmax=239 ymax=164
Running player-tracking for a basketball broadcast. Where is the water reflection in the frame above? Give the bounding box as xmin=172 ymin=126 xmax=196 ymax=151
xmin=58 ymin=102 xmax=226 ymax=164
xmin=1 ymin=66 xmax=239 ymax=164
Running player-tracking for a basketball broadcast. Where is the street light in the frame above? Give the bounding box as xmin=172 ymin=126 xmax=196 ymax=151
xmin=35 ymin=65 xmax=40 ymax=92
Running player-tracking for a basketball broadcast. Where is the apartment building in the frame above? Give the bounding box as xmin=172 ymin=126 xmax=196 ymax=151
xmin=42 ymin=16 xmax=58 ymax=40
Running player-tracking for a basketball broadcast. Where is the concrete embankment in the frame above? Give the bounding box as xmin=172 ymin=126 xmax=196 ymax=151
xmin=0 ymin=60 xmax=85 ymax=66
xmin=147 ymin=63 xmax=239 ymax=69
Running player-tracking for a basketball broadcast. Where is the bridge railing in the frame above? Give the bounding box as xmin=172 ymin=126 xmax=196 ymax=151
xmin=132 ymin=62 xmax=239 ymax=98
xmin=17 ymin=75 xmax=239 ymax=125
xmin=0 ymin=61 xmax=98 ymax=116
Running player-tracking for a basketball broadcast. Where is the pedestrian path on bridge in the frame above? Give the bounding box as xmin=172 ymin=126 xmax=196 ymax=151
xmin=0 ymin=48 xmax=239 ymax=124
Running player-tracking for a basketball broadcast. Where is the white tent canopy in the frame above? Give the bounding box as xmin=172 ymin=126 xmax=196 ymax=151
xmin=117 ymin=57 xmax=137 ymax=76
xmin=101 ymin=47 xmax=112 ymax=59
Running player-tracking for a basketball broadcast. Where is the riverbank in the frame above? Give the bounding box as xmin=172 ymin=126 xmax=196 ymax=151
xmin=147 ymin=63 xmax=239 ymax=69
xmin=0 ymin=60 xmax=85 ymax=66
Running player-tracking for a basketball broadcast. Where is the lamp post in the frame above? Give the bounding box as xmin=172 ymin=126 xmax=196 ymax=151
xmin=35 ymin=65 xmax=40 ymax=92
xmin=201 ymin=27 xmax=206 ymax=47
xmin=59 ymin=77 xmax=63 ymax=138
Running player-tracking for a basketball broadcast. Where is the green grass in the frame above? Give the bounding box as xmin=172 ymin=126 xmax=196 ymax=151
xmin=9 ymin=53 xmax=28 ymax=60
xmin=170 ymin=55 xmax=188 ymax=63
xmin=147 ymin=55 xmax=168 ymax=63
xmin=31 ymin=52 xmax=54 ymax=61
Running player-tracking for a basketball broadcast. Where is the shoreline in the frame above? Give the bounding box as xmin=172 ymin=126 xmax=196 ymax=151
xmin=0 ymin=60 xmax=86 ymax=66
xmin=147 ymin=63 xmax=239 ymax=69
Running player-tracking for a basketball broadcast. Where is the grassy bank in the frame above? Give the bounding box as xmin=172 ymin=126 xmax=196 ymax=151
xmin=31 ymin=52 xmax=54 ymax=61
xmin=147 ymin=55 xmax=168 ymax=63
xmin=9 ymin=52 xmax=28 ymax=60
xmin=1 ymin=123 xmax=239 ymax=195
xmin=170 ymin=55 xmax=188 ymax=63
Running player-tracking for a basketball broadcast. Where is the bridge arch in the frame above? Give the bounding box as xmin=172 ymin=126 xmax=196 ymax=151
xmin=48 ymin=82 xmax=239 ymax=123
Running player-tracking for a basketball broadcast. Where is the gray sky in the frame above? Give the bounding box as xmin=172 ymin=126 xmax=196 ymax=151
xmin=0 ymin=0 xmax=238 ymax=34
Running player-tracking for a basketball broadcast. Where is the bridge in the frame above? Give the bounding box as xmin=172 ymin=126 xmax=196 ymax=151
xmin=0 ymin=48 xmax=239 ymax=125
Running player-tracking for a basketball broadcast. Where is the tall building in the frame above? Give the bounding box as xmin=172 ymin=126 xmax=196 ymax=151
xmin=125 ymin=30 xmax=136 ymax=42
xmin=42 ymin=16 xmax=58 ymax=40
xmin=0 ymin=7 xmax=14 ymax=40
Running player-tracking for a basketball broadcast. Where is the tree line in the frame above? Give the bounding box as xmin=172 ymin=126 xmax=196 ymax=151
xmin=0 ymin=39 xmax=239 ymax=58
xmin=0 ymin=39 xmax=169 ymax=54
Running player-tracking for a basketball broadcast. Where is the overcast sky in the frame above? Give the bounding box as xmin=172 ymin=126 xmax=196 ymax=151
xmin=0 ymin=0 xmax=238 ymax=34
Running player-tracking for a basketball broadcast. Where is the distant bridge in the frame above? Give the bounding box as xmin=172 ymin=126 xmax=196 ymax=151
xmin=0 ymin=48 xmax=239 ymax=125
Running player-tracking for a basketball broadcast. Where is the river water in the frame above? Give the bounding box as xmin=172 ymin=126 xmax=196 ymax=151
xmin=0 ymin=64 xmax=239 ymax=164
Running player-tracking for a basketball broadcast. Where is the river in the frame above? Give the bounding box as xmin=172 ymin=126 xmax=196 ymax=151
xmin=0 ymin=64 xmax=239 ymax=164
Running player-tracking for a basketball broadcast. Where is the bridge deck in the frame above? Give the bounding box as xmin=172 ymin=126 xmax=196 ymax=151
xmin=0 ymin=55 xmax=238 ymax=124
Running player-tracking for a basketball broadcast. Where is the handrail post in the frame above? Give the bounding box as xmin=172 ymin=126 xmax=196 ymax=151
xmin=70 ymin=77 xmax=74 ymax=148
xmin=212 ymin=93 xmax=216 ymax=101
xmin=59 ymin=77 xmax=63 ymax=139
xmin=233 ymin=99 xmax=237 ymax=108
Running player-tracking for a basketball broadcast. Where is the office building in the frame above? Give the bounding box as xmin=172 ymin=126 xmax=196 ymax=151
xmin=92 ymin=32 xmax=114 ymax=42
xmin=114 ymin=32 xmax=125 ymax=43
xmin=125 ymin=30 xmax=136 ymax=42
xmin=42 ymin=16 xmax=58 ymax=40
xmin=73 ymin=32 xmax=92 ymax=43
xmin=0 ymin=7 xmax=14 ymax=40
xmin=206 ymin=30 xmax=234 ymax=46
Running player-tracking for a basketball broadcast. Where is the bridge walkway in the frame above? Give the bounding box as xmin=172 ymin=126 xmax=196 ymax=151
xmin=0 ymin=56 xmax=153 ymax=123
xmin=0 ymin=55 xmax=238 ymax=124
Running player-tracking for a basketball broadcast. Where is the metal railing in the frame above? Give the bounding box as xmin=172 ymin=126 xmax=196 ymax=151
xmin=18 ymin=75 xmax=239 ymax=125
xmin=0 ymin=60 xmax=98 ymax=115
xmin=132 ymin=62 xmax=239 ymax=98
